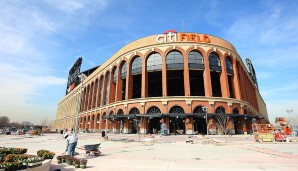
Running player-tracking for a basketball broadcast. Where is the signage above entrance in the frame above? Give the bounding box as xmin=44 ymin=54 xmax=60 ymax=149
xmin=156 ymin=30 xmax=211 ymax=44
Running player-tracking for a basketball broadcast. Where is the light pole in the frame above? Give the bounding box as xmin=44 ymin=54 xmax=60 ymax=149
xmin=286 ymin=109 xmax=294 ymax=134
xmin=74 ymin=73 xmax=87 ymax=136
xmin=202 ymin=106 xmax=209 ymax=136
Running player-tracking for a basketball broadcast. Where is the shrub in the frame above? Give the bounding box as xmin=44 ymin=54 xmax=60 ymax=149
xmin=37 ymin=150 xmax=55 ymax=159
xmin=80 ymin=159 xmax=87 ymax=165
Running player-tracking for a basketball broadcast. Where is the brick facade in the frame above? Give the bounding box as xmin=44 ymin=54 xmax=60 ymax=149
xmin=54 ymin=32 xmax=268 ymax=135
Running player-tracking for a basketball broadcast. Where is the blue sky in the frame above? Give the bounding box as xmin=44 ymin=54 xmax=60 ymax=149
xmin=1 ymin=0 xmax=297 ymax=125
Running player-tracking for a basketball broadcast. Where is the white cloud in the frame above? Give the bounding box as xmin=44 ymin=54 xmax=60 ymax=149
xmin=266 ymin=99 xmax=298 ymax=124
xmin=46 ymin=0 xmax=108 ymax=13
xmin=260 ymin=81 xmax=298 ymax=98
xmin=227 ymin=3 xmax=298 ymax=46
xmin=0 ymin=1 xmax=66 ymax=123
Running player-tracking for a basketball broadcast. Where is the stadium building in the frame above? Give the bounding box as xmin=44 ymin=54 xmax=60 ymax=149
xmin=53 ymin=31 xmax=268 ymax=135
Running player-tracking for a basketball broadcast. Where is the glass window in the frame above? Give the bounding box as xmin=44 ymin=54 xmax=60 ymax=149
xmin=226 ymin=58 xmax=232 ymax=70
xmin=117 ymin=109 xmax=124 ymax=115
xmin=209 ymin=53 xmax=221 ymax=71
xmin=225 ymin=57 xmax=233 ymax=75
xmin=129 ymin=107 xmax=140 ymax=114
xmin=131 ymin=57 xmax=142 ymax=75
xmin=147 ymin=106 xmax=161 ymax=114
xmin=193 ymin=106 xmax=204 ymax=114
xmin=188 ymin=51 xmax=204 ymax=69
xmin=113 ymin=67 xmax=117 ymax=83
xmin=121 ymin=62 xmax=127 ymax=79
xmin=233 ymin=108 xmax=239 ymax=114
xmin=169 ymin=106 xmax=185 ymax=113
xmin=147 ymin=53 xmax=162 ymax=71
xmin=215 ymin=106 xmax=225 ymax=114
xmin=166 ymin=51 xmax=184 ymax=69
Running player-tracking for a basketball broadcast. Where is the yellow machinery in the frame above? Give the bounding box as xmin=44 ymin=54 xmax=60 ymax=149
xmin=252 ymin=124 xmax=275 ymax=142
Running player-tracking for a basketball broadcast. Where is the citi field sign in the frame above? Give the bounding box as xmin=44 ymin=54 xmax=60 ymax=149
xmin=156 ymin=30 xmax=211 ymax=43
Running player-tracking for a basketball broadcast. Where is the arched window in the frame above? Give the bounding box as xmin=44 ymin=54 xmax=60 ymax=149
xmin=169 ymin=106 xmax=185 ymax=113
xmin=129 ymin=107 xmax=140 ymax=114
xmin=112 ymin=67 xmax=117 ymax=83
xmin=97 ymin=114 xmax=100 ymax=123
xmin=209 ymin=53 xmax=221 ymax=71
xmin=193 ymin=106 xmax=204 ymax=114
xmin=215 ymin=106 xmax=226 ymax=114
xmin=166 ymin=51 xmax=184 ymax=69
xmin=102 ymin=112 xmax=107 ymax=119
xmin=225 ymin=57 xmax=233 ymax=75
xmin=147 ymin=106 xmax=161 ymax=114
xmin=147 ymin=53 xmax=162 ymax=72
xmin=233 ymin=108 xmax=239 ymax=114
xmin=167 ymin=51 xmax=185 ymax=96
xmin=117 ymin=109 xmax=124 ymax=115
xmin=131 ymin=57 xmax=142 ymax=75
xmin=109 ymin=111 xmax=114 ymax=120
xmin=188 ymin=51 xmax=204 ymax=69
xmin=120 ymin=62 xmax=127 ymax=79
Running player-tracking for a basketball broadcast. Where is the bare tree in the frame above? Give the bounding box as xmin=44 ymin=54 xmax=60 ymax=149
xmin=21 ymin=121 xmax=32 ymax=126
xmin=132 ymin=117 xmax=144 ymax=142
xmin=214 ymin=109 xmax=229 ymax=136
xmin=0 ymin=116 xmax=10 ymax=127
xmin=41 ymin=118 xmax=48 ymax=127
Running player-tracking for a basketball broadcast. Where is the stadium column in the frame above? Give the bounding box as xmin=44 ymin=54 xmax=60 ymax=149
xmin=203 ymin=51 xmax=212 ymax=97
xmin=239 ymin=67 xmax=248 ymax=101
xmin=99 ymin=112 xmax=105 ymax=130
xmin=115 ymin=65 xmax=122 ymax=101
xmin=232 ymin=58 xmax=241 ymax=100
xmin=82 ymin=116 xmax=85 ymax=130
xmin=220 ymin=54 xmax=230 ymax=98
xmin=162 ymin=53 xmax=167 ymax=97
xmin=90 ymin=114 xmax=94 ymax=130
xmin=95 ymin=76 xmax=101 ymax=107
xmin=110 ymin=70 xmax=116 ymax=103
xmin=126 ymin=60 xmax=133 ymax=100
xmin=87 ymin=85 xmax=91 ymax=111
xmin=101 ymin=74 xmax=107 ymax=106
xmin=183 ymin=51 xmax=191 ymax=96
xmin=141 ymin=57 xmax=147 ymax=98
xmin=81 ymin=88 xmax=85 ymax=112
xmin=107 ymin=71 xmax=113 ymax=104
xmin=90 ymin=83 xmax=94 ymax=110
xmin=84 ymin=87 xmax=89 ymax=111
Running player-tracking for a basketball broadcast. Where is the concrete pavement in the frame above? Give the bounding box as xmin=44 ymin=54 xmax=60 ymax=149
xmin=0 ymin=133 xmax=297 ymax=171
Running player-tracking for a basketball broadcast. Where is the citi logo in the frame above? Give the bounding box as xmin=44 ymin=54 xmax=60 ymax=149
xmin=156 ymin=30 xmax=211 ymax=44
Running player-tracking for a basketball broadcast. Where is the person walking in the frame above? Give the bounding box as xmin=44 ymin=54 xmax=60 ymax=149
xmin=66 ymin=133 xmax=78 ymax=156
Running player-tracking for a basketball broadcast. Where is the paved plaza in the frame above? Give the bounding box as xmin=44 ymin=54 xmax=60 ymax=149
xmin=1 ymin=133 xmax=298 ymax=171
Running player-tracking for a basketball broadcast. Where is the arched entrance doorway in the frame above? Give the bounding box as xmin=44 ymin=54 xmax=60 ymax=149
xmin=116 ymin=109 xmax=125 ymax=133
xmin=193 ymin=106 xmax=207 ymax=134
xmin=169 ymin=106 xmax=185 ymax=135
xmin=147 ymin=106 xmax=161 ymax=134
xmin=129 ymin=108 xmax=139 ymax=134
xmin=233 ymin=108 xmax=243 ymax=134
xmin=213 ymin=106 xmax=226 ymax=135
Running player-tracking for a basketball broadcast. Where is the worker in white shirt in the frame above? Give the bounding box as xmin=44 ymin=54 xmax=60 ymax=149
xmin=65 ymin=133 xmax=78 ymax=156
